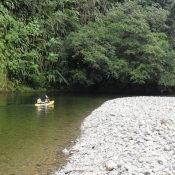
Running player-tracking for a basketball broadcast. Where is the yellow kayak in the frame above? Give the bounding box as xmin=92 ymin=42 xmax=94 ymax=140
xmin=35 ymin=101 xmax=54 ymax=106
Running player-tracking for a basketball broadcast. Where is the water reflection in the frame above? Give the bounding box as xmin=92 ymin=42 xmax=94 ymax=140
xmin=0 ymin=92 xmax=118 ymax=175
xmin=36 ymin=105 xmax=54 ymax=116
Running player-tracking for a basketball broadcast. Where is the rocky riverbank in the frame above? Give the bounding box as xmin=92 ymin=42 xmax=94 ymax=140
xmin=55 ymin=96 xmax=175 ymax=175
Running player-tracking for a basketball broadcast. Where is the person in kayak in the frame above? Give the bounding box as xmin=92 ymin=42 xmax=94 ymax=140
xmin=37 ymin=97 xmax=43 ymax=104
xmin=45 ymin=95 xmax=50 ymax=103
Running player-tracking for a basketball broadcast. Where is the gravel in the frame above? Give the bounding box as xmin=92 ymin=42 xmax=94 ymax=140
xmin=55 ymin=96 xmax=175 ymax=175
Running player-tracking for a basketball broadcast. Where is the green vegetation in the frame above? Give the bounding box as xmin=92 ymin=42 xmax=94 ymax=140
xmin=1 ymin=0 xmax=175 ymax=93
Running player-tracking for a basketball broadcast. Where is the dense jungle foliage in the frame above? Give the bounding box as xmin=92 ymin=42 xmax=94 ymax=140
xmin=1 ymin=0 xmax=175 ymax=92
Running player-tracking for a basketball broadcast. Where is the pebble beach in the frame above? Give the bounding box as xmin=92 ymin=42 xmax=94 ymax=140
xmin=55 ymin=96 xmax=175 ymax=175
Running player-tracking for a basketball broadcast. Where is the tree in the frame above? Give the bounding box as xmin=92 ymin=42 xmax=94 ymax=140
xmin=63 ymin=1 xmax=170 ymax=91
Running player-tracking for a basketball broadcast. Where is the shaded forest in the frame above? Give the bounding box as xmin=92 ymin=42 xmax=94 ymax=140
xmin=1 ymin=0 xmax=175 ymax=93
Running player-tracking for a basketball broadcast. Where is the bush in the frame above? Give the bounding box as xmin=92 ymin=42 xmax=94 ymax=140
xmin=28 ymin=74 xmax=46 ymax=89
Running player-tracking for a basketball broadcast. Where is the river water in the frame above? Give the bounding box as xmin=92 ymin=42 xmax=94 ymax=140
xmin=0 ymin=92 xmax=118 ymax=175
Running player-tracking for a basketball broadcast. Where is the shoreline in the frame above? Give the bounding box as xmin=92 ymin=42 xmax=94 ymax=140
xmin=55 ymin=96 xmax=175 ymax=175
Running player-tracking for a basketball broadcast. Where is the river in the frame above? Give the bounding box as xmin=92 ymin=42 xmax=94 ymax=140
xmin=0 ymin=92 xmax=118 ymax=175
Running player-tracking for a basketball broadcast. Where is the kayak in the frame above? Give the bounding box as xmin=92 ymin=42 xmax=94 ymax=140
xmin=35 ymin=101 xmax=54 ymax=106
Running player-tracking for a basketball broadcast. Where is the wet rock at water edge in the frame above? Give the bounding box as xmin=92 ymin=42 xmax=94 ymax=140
xmin=62 ymin=148 xmax=70 ymax=156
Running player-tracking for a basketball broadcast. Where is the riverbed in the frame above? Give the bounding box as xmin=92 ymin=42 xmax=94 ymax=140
xmin=55 ymin=96 xmax=175 ymax=175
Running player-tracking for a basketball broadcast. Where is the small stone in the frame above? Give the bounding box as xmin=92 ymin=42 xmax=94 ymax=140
xmin=143 ymin=168 xmax=152 ymax=175
xmin=144 ymin=137 xmax=154 ymax=141
xmin=164 ymin=145 xmax=171 ymax=151
xmin=156 ymin=157 xmax=166 ymax=164
xmin=167 ymin=126 xmax=175 ymax=130
xmin=62 ymin=148 xmax=70 ymax=155
xmin=166 ymin=169 xmax=173 ymax=175
xmin=64 ymin=167 xmax=73 ymax=174
xmin=105 ymin=160 xmax=117 ymax=171
xmin=117 ymin=160 xmax=124 ymax=168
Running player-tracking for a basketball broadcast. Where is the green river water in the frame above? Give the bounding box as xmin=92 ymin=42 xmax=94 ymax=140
xmin=0 ymin=92 xmax=117 ymax=175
